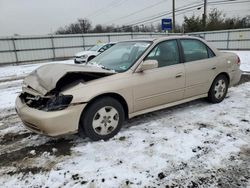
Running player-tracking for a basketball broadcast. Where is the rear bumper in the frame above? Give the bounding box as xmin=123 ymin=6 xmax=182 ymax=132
xmin=15 ymin=95 xmax=86 ymax=136
xmin=230 ymin=69 xmax=242 ymax=86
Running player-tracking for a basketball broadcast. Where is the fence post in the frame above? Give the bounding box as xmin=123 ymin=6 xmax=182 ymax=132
xmin=226 ymin=31 xmax=230 ymax=50
xmin=82 ymin=34 xmax=85 ymax=50
xmin=131 ymin=32 xmax=134 ymax=39
xmin=108 ymin=34 xmax=111 ymax=42
xmin=50 ymin=35 xmax=56 ymax=60
xmin=11 ymin=37 xmax=18 ymax=65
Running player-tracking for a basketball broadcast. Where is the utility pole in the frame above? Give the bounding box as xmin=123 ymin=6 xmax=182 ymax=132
xmin=172 ymin=0 xmax=175 ymax=33
xmin=203 ymin=0 xmax=207 ymax=29
xmin=79 ymin=19 xmax=85 ymax=33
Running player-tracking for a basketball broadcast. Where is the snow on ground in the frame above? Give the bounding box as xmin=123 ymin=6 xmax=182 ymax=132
xmin=0 ymin=80 xmax=22 ymax=109
xmin=223 ymin=50 xmax=250 ymax=72
xmin=0 ymin=52 xmax=249 ymax=187
xmin=0 ymin=59 xmax=74 ymax=82
xmin=0 ymin=79 xmax=249 ymax=187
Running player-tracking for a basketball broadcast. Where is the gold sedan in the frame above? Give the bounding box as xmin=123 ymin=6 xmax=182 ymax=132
xmin=16 ymin=36 xmax=241 ymax=141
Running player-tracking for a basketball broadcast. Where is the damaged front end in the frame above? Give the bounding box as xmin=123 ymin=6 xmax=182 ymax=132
xmin=19 ymin=92 xmax=73 ymax=112
xmin=19 ymin=63 xmax=115 ymax=111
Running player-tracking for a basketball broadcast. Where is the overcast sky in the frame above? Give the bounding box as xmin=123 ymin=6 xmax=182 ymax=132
xmin=0 ymin=0 xmax=249 ymax=36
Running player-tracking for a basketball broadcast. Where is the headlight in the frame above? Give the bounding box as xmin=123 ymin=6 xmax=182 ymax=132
xmin=80 ymin=55 xmax=88 ymax=59
xmin=42 ymin=95 xmax=73 ymax=111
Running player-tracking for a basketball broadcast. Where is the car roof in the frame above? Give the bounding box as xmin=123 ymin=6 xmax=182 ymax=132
xmin=93 ymin=42 xmax=116 ymax=46
xmin=117 ymin=35 xmax=203 ymax=43
xmin=102 ymin=42 xmax=117 ymax=45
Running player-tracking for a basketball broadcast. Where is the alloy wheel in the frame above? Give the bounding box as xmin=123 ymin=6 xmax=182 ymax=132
xmin=214 ymin=79 xmax=226 ymax=99
xmin=92 ymin=106 xmax=119 ymax=135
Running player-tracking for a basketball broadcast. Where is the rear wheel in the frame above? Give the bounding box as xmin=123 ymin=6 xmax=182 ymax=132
xmin=80 ymin=97 xmax=125 ymax=141
xmin=208 ymin=75 xmax=229 ymax=103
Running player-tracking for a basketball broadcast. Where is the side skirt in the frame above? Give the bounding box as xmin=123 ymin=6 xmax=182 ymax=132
xmin=129 ymin=94 xmax=208 ymax=119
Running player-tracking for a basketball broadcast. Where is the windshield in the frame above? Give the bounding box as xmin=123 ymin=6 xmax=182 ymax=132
xmin=88 ymin=44 xmax=103 ymax=51
xmin=89 ymin=41 xmax=151 ymax=72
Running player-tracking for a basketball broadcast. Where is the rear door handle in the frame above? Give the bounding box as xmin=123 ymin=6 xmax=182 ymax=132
xmin=211 ymin=67 xmax=216 ymax=70
xmin=175 ymin=73 xmax=183 ymax=78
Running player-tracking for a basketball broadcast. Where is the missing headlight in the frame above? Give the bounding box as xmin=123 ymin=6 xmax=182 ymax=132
xmin=42 ymin=95 xmax=73 ymax=111
xmin=20 ymin=93 xmax=73 ymax=112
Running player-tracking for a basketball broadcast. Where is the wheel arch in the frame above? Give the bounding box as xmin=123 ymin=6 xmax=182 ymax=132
xmin=208 ymin=72 xmax=230 ymax=103
xmin=87 ymin=55 xmax=96 ymax=62
xmin=214 ymin=72 xmax=230 ymax=85
xmin=208 ymin=72 xmax=230 ymax=95
xmin=78 ymin=92 xmax=129 ymax=129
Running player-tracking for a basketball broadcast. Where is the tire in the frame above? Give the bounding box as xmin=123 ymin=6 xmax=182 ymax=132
xmin=87 ymin=56 xmax=95 ymax=62
xmin=80 ymin=97 xmax=125 ymax=141
xmin=208 ymin=74 xmax=229 ymax=103
xmin=74 ymin=59 xmax=83 ymax=64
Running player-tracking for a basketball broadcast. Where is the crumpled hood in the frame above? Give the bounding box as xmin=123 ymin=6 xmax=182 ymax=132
xmin=75 ymin=51 xmax=99 ymax=57
xmin=23 ymin=63 xmax=115 ymax=95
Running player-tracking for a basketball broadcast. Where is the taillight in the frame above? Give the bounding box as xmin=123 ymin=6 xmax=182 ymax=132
xmin=236 ymin=56 xmax=241 ymax=65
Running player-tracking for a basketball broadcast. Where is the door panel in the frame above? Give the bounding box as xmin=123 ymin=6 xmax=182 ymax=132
xmin=184 ymin=58 xmax=218 ymax=98
xmin=133 ymin=64 xmax=185 ymax=112
xmin=180 ymin=39 xmax=218 ymax=98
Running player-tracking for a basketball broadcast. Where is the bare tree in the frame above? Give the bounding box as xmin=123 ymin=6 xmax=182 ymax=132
xmin=78 ymin=19 xmax=92 ymax=33
xmin=55 ymin=18 xmax=92 ymax=34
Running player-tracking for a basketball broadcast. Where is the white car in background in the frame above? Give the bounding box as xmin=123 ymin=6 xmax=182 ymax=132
xmin=74 ymin=42 xmax=116 ymax=64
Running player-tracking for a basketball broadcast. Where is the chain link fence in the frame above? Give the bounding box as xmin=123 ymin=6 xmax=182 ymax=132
xmin=0 ymin=28 xmax=249 ymax=65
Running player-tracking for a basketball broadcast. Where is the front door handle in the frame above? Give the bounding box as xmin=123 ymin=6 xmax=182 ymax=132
xmin=175 ymin=73 xmax=183 ymax=78
xmin=211 ymin=67 xmax=216 ymax=70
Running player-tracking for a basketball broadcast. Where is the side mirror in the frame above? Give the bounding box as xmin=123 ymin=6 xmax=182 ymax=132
xmin=138 ymin=60 xmax=158 ymax=72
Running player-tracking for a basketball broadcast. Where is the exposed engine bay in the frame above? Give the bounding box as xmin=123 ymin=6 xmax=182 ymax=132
xmin=20 ymin=71 xmax=114 ymax=111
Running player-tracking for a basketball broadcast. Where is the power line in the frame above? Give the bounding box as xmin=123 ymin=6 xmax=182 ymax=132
xmin=85 ymin=0 xmax=128 ymax=19
xmin=175 ymin=3 xmax=249 ymax=17
xmin=104 ymin=0 xmax=166 ymax=25
xmin=120 ymin=1 xmax=206 ymax=26
xmin=208 ymin=0 xmax=248 ymax=3
xmin=125 ymin=3 xmax=204 ymax=26
xmin=119 ymin=0 xmax=250 ymax=28
xmin=110 ymin=3 xmax=203 ymax=31
xmin=141 ymin=0 xmax=250 ymax=23
xmin=85 ymin=0 xmax=119 ymax=17
xmin=209 ymin=0 xmax=250 ymax=5
xmin=130 ymin=5 xmax=202 ymax=25
xmin=105 ymin=0 xmax=203 ymax=25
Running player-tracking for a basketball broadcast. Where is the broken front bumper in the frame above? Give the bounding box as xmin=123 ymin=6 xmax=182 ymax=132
xmin=15 ymin=95 xmax=86 ymax=136
xmin=74 ymin=57 xmax=87 ymax=64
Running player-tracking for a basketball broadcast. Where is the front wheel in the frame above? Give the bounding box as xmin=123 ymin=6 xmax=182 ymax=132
xmin=80 ymin=97 xmax=125 ymax=141
xmin=87 ymin=56 xmax=96 ymax=62
xmin=208 ymin=75 xmax=229 ymax=103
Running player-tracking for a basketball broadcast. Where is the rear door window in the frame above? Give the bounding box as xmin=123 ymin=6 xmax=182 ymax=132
xmin=180 ymin=39 xmax=211 ymax=62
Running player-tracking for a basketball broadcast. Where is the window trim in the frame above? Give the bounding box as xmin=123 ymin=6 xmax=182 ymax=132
xmin=143 ymin=39 xmax=182 ymax=68
xmin=178 ymin=38 xmax=216 ymax=63
xmin=207 ymin=46 xmax=216 ymax=58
